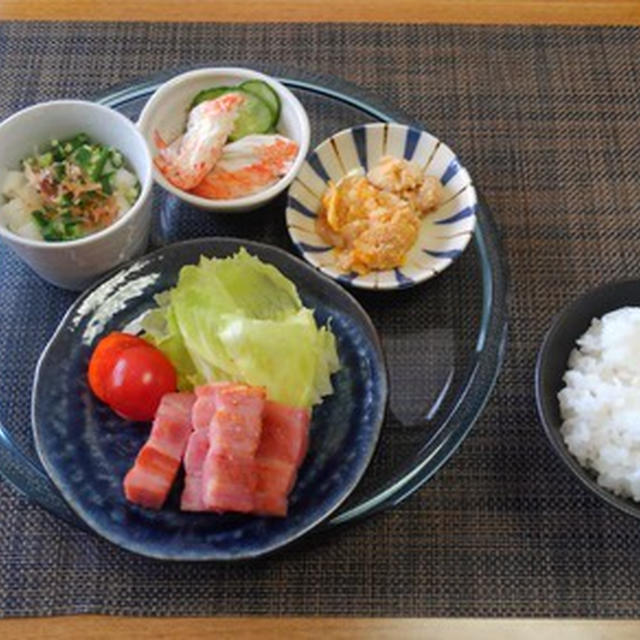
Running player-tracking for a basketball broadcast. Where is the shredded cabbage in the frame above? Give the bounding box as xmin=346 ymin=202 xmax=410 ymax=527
xmin=142 ymin=248 xmax=340 ymax=407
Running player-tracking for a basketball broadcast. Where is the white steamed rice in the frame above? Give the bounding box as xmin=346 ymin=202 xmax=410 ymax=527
xmin=559 ymin=306 xmax=640 ymax=501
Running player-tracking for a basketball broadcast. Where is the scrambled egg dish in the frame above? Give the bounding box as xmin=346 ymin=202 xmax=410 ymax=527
xmin=317 ymin=156 xmax=442 ymax=274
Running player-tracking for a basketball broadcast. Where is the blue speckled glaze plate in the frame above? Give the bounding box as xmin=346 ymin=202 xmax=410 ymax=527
xmin=32 ymin=238 xmax=388 ymax=561
xmin=287 ymin=123 xmax=477 ymax=290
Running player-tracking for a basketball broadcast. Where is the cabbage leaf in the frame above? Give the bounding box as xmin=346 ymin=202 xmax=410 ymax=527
xmin=142 ymin=248 xmax=340 ymax=407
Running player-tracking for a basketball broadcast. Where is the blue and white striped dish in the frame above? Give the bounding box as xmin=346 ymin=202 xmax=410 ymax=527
xmin=286 ymin=123 xmax=477 ymax=290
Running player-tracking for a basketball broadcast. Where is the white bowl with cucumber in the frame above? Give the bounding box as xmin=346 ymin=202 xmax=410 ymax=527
xmin=137 ymin=68 xmax=310 ymax=213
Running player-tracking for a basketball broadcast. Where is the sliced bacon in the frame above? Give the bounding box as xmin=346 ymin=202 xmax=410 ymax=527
xmin=191 ymin=382 xmax=231 ymax=430
xmin=253 ymin=492 xmax=288 ymax=518
xmin=125 ymin=385 xmax=311 ymax=518
xmin=123 ymin=392 xmax=195 ymax=510
xmin=253 ymin=457 xmax=297 ymax=517
xmin=180 ymin=428 xmax=210 ymax=512
xmin=180 ymin=382 xmax=231 ymax=512
xmin=207 ymin=385 xmax=265 ymax=458
xmin=253 ymin=402 xmax=311 ymax=517
xmin=202 ymin=384 xmax=266 ymax=512
xmin=259 ymin=402 xmax=310 ymax=466
xmin=202 ymin=453 xmax=257 ymax=513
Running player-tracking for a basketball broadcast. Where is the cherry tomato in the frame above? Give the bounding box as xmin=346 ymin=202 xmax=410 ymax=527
xmin=88 ymin=332 xmax=148 ymax=402
xmin=103 ymin=345 xmax=177 ymax=422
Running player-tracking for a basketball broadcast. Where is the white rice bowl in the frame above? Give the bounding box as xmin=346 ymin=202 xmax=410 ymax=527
xmin=559 ymin=306 xmax=640 ymax=501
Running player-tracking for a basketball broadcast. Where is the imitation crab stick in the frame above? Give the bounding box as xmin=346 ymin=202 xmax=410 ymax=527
xmin=153 ymin=93 xmax=244 ymax=191
xmin=189 ymin=134 xmax=298 ymax=200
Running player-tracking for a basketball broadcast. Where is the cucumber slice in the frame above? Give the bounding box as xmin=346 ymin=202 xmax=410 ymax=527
xmin=240 ymin=80 xmax=281 ymax=123
xmin=190 ymin=86 xmax=235 ymax=110
xmin=229 ymin=89 xmax=275 ymax=141
xmin=189 ymin=86 xmax=275 ymax=141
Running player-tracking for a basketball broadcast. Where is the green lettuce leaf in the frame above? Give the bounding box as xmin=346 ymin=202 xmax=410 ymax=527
xmin=141 ymin=248 xmax=340 ymax=407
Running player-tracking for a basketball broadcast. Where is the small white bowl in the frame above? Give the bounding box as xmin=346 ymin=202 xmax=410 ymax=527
xmin=137 ymin=67 xmax=310 ymax=213
xmin=286 ymin=123 xmax=478 ymax=290
xmin=0 ymin=100 xmax=153 ymax=291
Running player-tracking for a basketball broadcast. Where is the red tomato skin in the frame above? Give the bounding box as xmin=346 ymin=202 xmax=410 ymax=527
xmin=88 ymin=333 xmax=149 ymax=402
xmin=103 ymin=345 xmax=177 ymax=422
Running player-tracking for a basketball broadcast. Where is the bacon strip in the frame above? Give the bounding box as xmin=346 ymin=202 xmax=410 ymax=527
xmin=180 ymin=383 xmax=230 ymax=512
xmin=202 ymin=384 xmax=266 ymax=513
xmin=253 ymin=402 xmax=310 ymax=516
xmin=125 ymin=386 xmax=311 ymax=517
xmin=123 ymin=393 xmax=195 ymax=510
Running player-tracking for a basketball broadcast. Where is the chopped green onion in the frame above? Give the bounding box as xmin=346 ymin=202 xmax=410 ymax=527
xmin=89 ymin=148 xmax=110 ymax=181
xmin=52 ymin=145 xmax=65 ymax=162
xmin=31 ymin=209 xmax=47 ymax=228
xmin=54 ymin=163 xmax=66 ymax=181
xmin=39 ymin=152 xmax=53 ymax=168
xmin=110 ymin=150 xmax=123 ymax=168
xmin=19 ymin=133 xmax=136 ymax=244
xmin=58 ymin=192 xmax=73 ymax=207
xmin=60 ymin=133 xmax=89 ymax=151
xmin=126 ymin=182 xmax=141 ymax=204
xmin=64 ymin=222 xmax=81 ymax=239
xmin=74 ymin=146 xmax=92 ymax=169
xmin=100 ymin=173 xmax=114 ymax=195
xmin=42 ymin=219 xmax=66 ymax=242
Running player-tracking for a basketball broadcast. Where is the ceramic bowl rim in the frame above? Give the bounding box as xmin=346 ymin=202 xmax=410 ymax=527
xmin=286 ymin=121 xmax=477 ymax=290
xmin=534 ymin=278 xmax=640 ymax=519
xmin=136 ymin=67 xmax=311 ymax=212
xmin=0 ymin=99 xmax=153 ymax=250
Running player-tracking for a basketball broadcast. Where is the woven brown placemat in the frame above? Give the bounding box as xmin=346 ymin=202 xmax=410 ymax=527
xmin=1 ymin=21 xmax=640 ymax=618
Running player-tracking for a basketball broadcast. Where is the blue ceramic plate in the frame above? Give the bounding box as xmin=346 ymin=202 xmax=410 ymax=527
xmin=286 ymin=123 xmax=477 ymax=290
xmin=32 ymin=238 xmax=388 ymax=560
